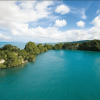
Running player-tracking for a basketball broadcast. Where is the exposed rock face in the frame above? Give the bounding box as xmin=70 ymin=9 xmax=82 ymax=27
xmin=0 ymin=59 xmax=5 ymax=64
xmin=32 ymin=58 xmax=36 ymax=61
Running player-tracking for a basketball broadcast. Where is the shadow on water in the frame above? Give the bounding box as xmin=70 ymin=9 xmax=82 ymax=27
xmin=0 ymin=62 xmax=29 ymax=79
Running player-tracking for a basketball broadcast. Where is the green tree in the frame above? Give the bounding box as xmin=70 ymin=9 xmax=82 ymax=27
xmin=78 ymin=39 xmax=100 ymax=51
xmin=25 ymin=42 xmax=40 ymax=55
xmin=4 ymin=52 xmax=22 ymax=67
xmin=0 ymin=63 xmax=6 ymax=69
xmin=28 ymin=55 xmax=35 ymax=62
xmin=44 ymin=44 xmax=53 ymax=50
xmin=53 ymin=43 xmax=63 ymax=50
xmin=2 ymin=44 xmax=19 ymax=52
xmin=0 ymin=51 xmax=5 ymax=60
xmin=63 ymin=43 xmax=79 ymax=50
xmin=18 ymin=49 xmax=28 ymax=60
xmin=37 ymin=43 xmax=47 ymax=52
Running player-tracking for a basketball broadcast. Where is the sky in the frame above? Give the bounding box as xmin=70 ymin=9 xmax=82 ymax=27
xmin=0 ymin=1 xmax=100 ymax=43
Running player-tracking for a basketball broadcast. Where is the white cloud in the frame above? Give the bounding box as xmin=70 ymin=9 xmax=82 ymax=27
xmin=55 ymin=5 xmax=70 ymax=15
xmin=91 ymin=15 xmax=100 ymax=27
xmin=0 ymin=1 xmax=53 ymax=29
xmin=88 ymin=15 xmax=100 ymax=39
xmin=9 ymin=25 xmax=92 ymax=42
xmin=0 ymin=1 xmax=100 ymax=42
xmin=19 ymin=1 xmax=36 ymax=9
xmin=0 ymin=33 xmax=11 ymax=40
xmin=55 ymin=20 xmax=67 ymax=27
xmin=87 ymin=15 xmax=100 ymax=39
xmin=55 ymin=4 xmax=87 ymax=19
xmin=76 ymin=21 xmax=85 ymax=28
xmin=96 ymin=10 xmax=100 ymax=14
xmin=0 ymin=1 xmax=54 ymax=41
xmin=81 ymin=9 xmax=87 ymax=19
xmin=71 ymin=8 xmax=87 ymax=19
xmin=88 ymin=27 xmax=100 ymax=35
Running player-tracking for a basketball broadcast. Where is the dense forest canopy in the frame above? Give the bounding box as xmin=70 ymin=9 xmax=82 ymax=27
xmin=0 ymin=42 xmax=48 ymax=69
xmin=0 ymin=39 xmax=100 ymax=69
xmin=78 ymin=40 xmax=100 ymax=51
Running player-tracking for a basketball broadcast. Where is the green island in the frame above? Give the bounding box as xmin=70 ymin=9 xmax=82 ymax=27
xmin=0 ymin=39 xmax=100 ymax=69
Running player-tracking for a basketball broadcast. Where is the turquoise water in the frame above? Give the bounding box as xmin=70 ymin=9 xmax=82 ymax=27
xmin=0 ymin=49 xmax=100 ymax=100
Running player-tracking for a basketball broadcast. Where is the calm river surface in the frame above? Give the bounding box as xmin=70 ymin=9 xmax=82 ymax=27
xmin=0 ymin=49 xmax=100 ymax=100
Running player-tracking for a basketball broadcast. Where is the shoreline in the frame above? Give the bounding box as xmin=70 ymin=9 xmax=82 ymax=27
xmin=0 ymin=39 xmax=100 ymax=69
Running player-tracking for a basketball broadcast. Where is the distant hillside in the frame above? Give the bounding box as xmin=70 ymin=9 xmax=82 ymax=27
xmin=63 ymin=40 xmax=92 ymax=43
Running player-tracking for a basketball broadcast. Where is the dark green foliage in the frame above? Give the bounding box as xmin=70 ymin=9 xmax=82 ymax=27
xmin=0 ymin=43 xmax=37 ymax=69
xmin=0 ymin=63 xmax=6 ymax=69
xmin=44 ymin=44 xmax=53 ymax=50
xmin=37 ymin=43 xmax=47 ymax=52
xmin=78 ymin=39 xmax=100 ymax=51
xmin=2 ymin=44 xmax=13 ymax=51
xmin=63 ymin=43 xmax=79 ymax=50
xmin=53 ymin=43 xmax=63 ymax=50
xmin=0 ymin=48 xmax=2 ymax=51
xmin=4 ymin=52 xmax=22 ymax=67
xmin=44 ymin=47 xmax=47 ymax=52
xmin=25 ymin=42 xmax=40 ymax=55
xmin=0 ymin=51 xmax=5 ymax=60
xmin=59 ymin=43 xmax=63 ymax=47
xmin=44 ymin=44 xmax=47 ymax=47
xmin=37 ymin=43 xmax=42 ymax=47
xmin=18 ymin=49 xmax=28 ymax=60
xmin=1 ymin=39 xmax=100 ymax=69
xmin=28 ymin=55 xmax=35 ymax=62
xmin=2 ymin=44 xmax=19 ymax=52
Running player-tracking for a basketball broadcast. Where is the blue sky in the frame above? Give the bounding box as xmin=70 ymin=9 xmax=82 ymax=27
xmin=0 ymin=1 xmax=100 ymax=43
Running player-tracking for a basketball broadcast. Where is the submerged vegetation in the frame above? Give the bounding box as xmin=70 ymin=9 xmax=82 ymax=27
xmin=0 ymin=39 xmax=100 ymax=69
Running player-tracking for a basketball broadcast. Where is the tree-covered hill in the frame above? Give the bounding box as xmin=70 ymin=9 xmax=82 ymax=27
xmin=0 ymin=39 xmax=100 ymax=69
xmin=0 ymin=42 xmax=48 ymax=69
